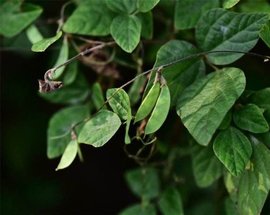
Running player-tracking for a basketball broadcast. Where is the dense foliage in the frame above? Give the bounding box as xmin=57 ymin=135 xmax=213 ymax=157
xmin=1 ymin=0 xmax=270 ymax=214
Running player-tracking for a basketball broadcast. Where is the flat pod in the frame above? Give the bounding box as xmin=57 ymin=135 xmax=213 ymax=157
xmin=145 ymin=85 xmax=170 ymax=134
xmin=134 ymin=82 xmax=161 ymax=123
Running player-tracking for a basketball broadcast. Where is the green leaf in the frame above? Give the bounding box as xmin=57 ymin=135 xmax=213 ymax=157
xmin=196 ymin=9 xmax=269 ymax=65
xmin=125 ymin=167 xmax=160 ymax=200
xmin=158 ymin=187 xmax=184 ymax=215
xmin=192 ymin=144 xmax=223 ymax=188
xmin=236 ymin=139 xmax=270 ymax=215
xmin=31 ymin=31 xmax=62 ymax=52
xmin=213 ymin=127 xmax=252 ymax=176
xmin=224 ymin=197 xmax=238 ymax=215
xmin=233 ymin=104 xmax=269 ymax=133
xmin=106 ymin=88 xmax=132 ymax=121
xmin=47 ymin=105 xmax=89 ymax=159
xmin=125 ymin=118 xmax=131 ymax=144
xmin=249 ymin=87 xmax=270 ymax=110
xmin=63 ymin=1 xmax=115 ymax=36
xmin=134 ymin=82 xmax=160 ymax=123
xmin=105 ymin=0 xmax=137 ymax=14
xmin=222 ymin=0 xmax=241 ymax=9
xmin=40 ymin=71 xmax=89 ymax=105
xmin=63 ymin=62 xmax=78 ymax=85
xmin=177 ymin=68 xmax=246 ymax=146
xmin=145 ymin=85 xmax=170 ymax=135
xmin=239 ymin=0 xmax=270 ymax=13
xmin=174 ymin=0 xmax=219 ymax=30
xmin=78 ymin=110 xmax=121 ymax=147
xmin=111 ymin=14 xmax=142 ymax=53
xmin=260 ymin=21 xmax=270 ymax=48
xmin=218 ymin=111 xmax=232 ymax=130
xmin=51 ymin=37 xmax=69 ymax=79
xmin=119 ymin=204 xmax=156 ymax=215
xmin=91 ymin=82 xmax=105 ymax=110
xmin=137 ymin=0 xmax=160 ymax=13
xmin=56 ymin=140 xmax=78 ymax=171
xmin=154 ymin=40 xmax=205 ymax=106
xmin=137 ymin=12 xmax=153 ymax=39
xmin=128 ymin=74 xmax=147 ymax=105
xmin=26 ymin=24 xmax=43 ymax=44
xmin=0 ymin=2 xmax=42 ymax=37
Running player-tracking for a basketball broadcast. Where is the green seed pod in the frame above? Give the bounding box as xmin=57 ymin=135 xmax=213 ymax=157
xmin=134 ymin=82 xmax=161 ymax=123
xmin=145 ymin=85 xmax=170 ymax=135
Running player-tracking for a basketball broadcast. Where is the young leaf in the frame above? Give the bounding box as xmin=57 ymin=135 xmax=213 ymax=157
xmin=177 ymin=68 xmax=246 ymax=146
xmin=145 ymin=85 xmax=170 ymax=135
xmin=213 ymin=127 xmax=252 ymax=176
xmin=51 ymin=37 xmax=69 ymax=79
xmin=106 ymin=88 xmax=131 ymax=121
xmin=125 ymin=167 xmax=160 ymax=200
xmin=134 ymin=82 xmax=160 ymax=123
xmin=31 ymin=31 xmax=62 ymax=52
xmin=237 ymin=138 xmax=270 ymax=215
xmin=233 ymin=104 xmax=269 ymax=133
xmin=105 ymin=0 xmax=137 ymax=14
xmin=174 ymin=0 xmax=219 ymax=30
xmin=137 ymin=12 xmax=153 ymax=39
xmin=249 ymin=87 xmax=270 ymax=110
xmin=260 ymin=21 xmax=270 ymax=48
xmin=110 ymin=14 xmax=142 ymax=53
xmin=0 ymin=2 xmax=42 ymax=37
xmin=63 ymin=0 xmax=115 ymax=36
xmin=119 ymin=204 xmax=156 ymax=215
xmin=47 ymin=105 xmax=89 ymax=159
xmin=158 ymin=187 xmax=184 ymax=215
xmin=192 ymin=144 xmax=223 ymax=188
xmin=78 ymin=110 xmax=121 ymax=147
xmin=154 ymin=40 xmax=205 ymax=106
xmin=196 ymin=9 xmax=269 ymax=65
xmin=56 ymin=140 xmax=78 ymax=171
xmin=137 ymin=0 xmax=160 ymax=13
xmin=26 ymin=24 xmax=43 ymax=44
xmin=222 ymin=0 xmax=241 ymax=9
xmin=91 ymin=83 xmax=105 ymax=110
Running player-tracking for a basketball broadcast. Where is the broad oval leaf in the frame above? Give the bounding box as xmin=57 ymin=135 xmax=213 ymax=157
xmin=106 ymin=88 xmax=131 ymax=121
xmin=63 ymin=1 xmax=115 ymax=36
xmin=137 ymin=11 xmax=153 ymax=39
xmin=105 ymin=0 xmax=137 ymax=14
xmin=233 ymin=104 xmax=269 ymax=133
xmin=56 ymin=140 xmax=78 ymax=171
xmin=31 ymin=31 xmax=62 ymax=52
xmin=196 ymin=9 xmax=269 ymax=65
xmin=174 ymin=0 xmax=219 ymax=30
xmin=177 ymin=68 xmax=246 ymax=146
xmin=192 ymin=144 xmax=223 ymax=188
xmin=158 ymin=187 xmax=184 ymax=215
xmin=47 ymin=105 xmax=89 ymax=159
xmin=137 ymin=0 xmax=160 ymax=13
xmin=125 ymin=167 xmax=160 ymax=200
xmin=110 ymin=14 xmax=142 ymax=53
xmin=119 ymin=204 xmax=156 ymax=215
xmin=213 ymin=127 xmax=252 ymax=176
xmin=78 ymin=110 xmax=121 ymax=147
xmin=0 ymin=2 xmax=43 ymax=37
xmin=145 ymin=85 xmax=170 ymax=135
xmin=154 ymin=40 xmax=205 ymax=106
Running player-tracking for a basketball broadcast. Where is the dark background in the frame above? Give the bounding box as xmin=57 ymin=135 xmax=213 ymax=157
xmin=1 ymin=1 xmax=270 ymax=215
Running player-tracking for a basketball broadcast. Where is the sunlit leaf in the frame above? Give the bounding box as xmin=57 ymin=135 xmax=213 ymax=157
xmin=137 ymin=0 xmax=160 ymax=13
xmin=26 ymin=24 xmax=43 ymax=44
xmin=31 ymin=31 xmax=62 ymax=52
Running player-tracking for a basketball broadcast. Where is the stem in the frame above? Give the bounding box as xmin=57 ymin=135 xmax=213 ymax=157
xmin=77 ymin=144 xmax=84 ymax=162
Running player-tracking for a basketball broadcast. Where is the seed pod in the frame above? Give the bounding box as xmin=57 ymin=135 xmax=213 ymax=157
xmin=145 ymin=85 xmax=170 ymax=135
xmin=134 ymin=82 xmax=161 ymax=123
